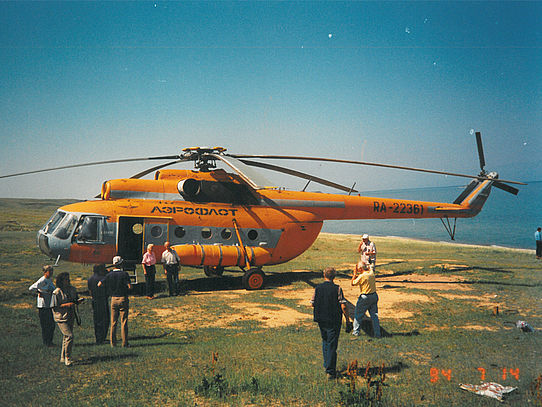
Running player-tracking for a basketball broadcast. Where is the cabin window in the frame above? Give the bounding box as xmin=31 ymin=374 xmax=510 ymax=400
xmin=201 ymin=227 xmax=212 ymax=239
xmin=247 ymin=229 xmax=258 ymax=240
xmin=221 ymin=228 xmax=232 ymax=240
xmin=174 ymin=226 xmax=186 ymax=238
xmin=132 ymin=223 xmax=143 ymax=235
xmin=151 ymin=225 xmax=163 ymax=238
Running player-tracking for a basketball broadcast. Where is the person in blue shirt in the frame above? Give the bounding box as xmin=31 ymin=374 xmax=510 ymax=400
xmin=536 ymin=227 xmax=542 ymax=259
xmin=29 ymin=265 xmax=56 ymax=346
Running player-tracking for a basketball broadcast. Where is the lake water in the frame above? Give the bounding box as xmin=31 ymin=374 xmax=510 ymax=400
xmin=322 ymin=180 xmax=542 ymax=250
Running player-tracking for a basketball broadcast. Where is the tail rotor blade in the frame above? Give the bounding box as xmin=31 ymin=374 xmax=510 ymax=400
xmin=475 ymin=131 xmax=486 ymax=172
xmin=493 ymin=181 xmax=519 ymax=195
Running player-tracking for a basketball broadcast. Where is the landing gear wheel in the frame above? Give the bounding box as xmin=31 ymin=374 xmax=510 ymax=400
xmin=242 ymin=267 xmax=265 ymax=290
xmin=203 ymin=266 xmax=224 ymax=277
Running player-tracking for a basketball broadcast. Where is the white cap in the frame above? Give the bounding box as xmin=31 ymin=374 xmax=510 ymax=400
xmin=362 ymin=234 xmax=369 ymax=240
xmin=112 ymin=256 xmax=124 ymax=266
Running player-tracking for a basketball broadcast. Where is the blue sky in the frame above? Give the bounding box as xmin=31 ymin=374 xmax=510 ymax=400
xmin=1 ymin=1 xmax=540 ymax=199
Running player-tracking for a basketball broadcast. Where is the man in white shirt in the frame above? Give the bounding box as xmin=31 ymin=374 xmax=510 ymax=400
xmin=357 ymin=234 xmax=377 ymax=268
xmin=29 ymin=265 xmax=56 ymax=346
xmin=161 ymin=242 xmax=181 ymax=296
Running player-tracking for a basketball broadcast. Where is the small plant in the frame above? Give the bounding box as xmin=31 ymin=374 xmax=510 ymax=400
xmin=194 ymin=373 xmax=228 ymax=398
xmin=194 ymin=351 xmax=229 ymax=399
xmin=530 ymin=374 xmax=542 ymax=406
xmin=338 ymin=361 xmax=387 ymax=406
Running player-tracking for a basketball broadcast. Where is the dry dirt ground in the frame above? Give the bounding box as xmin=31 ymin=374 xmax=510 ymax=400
xmin=148 ymin=258 xmax=506 ymax=333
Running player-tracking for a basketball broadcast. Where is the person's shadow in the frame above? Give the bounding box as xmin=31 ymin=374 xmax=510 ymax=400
xmin=344 ymin=299 xmax=419 ymax=338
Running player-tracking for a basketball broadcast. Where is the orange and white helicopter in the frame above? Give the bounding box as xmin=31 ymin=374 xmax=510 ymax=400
xmin=1 ymin=132 xmax=524 ymax=289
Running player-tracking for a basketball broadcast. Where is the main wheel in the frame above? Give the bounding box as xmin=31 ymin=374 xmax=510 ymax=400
xmin=242 ymin=268 xmax=265 ymax=290
xmin=203 ymin=266 xmax=225 ymax=277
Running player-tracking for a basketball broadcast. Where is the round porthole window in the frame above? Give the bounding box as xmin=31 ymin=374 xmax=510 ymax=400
xmin=151 ymin=225 xmax=162 ymax=238
xmin=201 ymin=227 xmax=212 ymax=239
xmin=221 ymin=228 xmax=232 ymax=240
xmin=132 ymin=223 xmax=143 ymax=235
xmin=175 ymin=226 xmax=186 ymax=238
xmin=247 ymin=229 xmax=258 ymax=240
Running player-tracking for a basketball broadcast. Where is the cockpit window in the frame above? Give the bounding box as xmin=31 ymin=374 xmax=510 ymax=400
xmin=75 ymin=216 xmax=107 ymax=243
xmin=44 ymin=211 xmax=66 ymax=234
xmin=53 ymin=214 xmax=78 ymax=240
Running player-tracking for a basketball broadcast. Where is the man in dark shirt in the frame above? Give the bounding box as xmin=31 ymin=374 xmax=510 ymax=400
xmin=87 ymin=264 xmax=109 ymax=344
xmin=98 ymin=256 xmax=132 ymax=347
xmin=311 ymin=267 xmax=351 ymax=379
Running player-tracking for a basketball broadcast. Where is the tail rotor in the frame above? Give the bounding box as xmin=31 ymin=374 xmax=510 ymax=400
xmin=474 ymin=131 xmax=519 ymax=196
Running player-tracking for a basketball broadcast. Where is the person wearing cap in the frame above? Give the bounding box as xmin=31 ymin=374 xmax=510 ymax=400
xmin=98 ymin=256 xmax=132 ymax=347
xmin=351 ymin=256 xmax=381 ymax=338
xmin=161 ymin=242 xmax=181 ymax=296
xmin=141 ymin=244 xmax=157 ymax=299
xmin=87 ymin=264 xmax=109 ymax=344
xmin=29 ymin=265 xmax=56 ymax=346
xmin=357 ymin=234 xmax=376 ymax=268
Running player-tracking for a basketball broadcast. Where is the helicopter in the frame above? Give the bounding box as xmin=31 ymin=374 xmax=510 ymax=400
xmin=1 ymin=131 xmax=525 ymax=290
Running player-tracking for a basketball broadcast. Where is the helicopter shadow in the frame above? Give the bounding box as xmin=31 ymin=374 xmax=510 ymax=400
xmin=178 ymin=270 xmax=324 ymax=293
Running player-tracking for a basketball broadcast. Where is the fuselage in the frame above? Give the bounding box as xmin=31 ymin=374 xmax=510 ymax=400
xmin=37 ymin=169 xmax=493 ymax=267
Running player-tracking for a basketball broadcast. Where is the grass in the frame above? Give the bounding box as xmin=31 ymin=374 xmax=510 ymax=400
xmin=0 ymin=198 xmax=541 ymax=406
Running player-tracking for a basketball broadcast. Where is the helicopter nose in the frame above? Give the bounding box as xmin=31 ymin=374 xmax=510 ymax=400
xmin=37 ymin=231 xmax=52 ymax=257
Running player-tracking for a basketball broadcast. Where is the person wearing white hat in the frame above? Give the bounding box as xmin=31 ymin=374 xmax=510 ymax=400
xmin=357 ymin=234 xmax=376 ymax=268
xmin=98 ymin=256 xmax=132 ymax=347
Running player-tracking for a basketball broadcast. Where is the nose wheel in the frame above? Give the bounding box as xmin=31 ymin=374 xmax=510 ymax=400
xmin=242 ymin=267 xmax=265 ymax=290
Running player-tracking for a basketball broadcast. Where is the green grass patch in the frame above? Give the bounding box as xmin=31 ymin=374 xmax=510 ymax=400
xmin=1 ymin=199 xmax=541 ymax=406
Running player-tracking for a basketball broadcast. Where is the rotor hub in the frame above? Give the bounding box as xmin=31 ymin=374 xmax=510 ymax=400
xmin=181 ymin=146 xmax=227 ymax=171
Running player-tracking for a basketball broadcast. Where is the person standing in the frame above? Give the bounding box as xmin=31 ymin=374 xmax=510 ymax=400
xmin=87 ymin=264 xmax=109 ymax=344
xmin=142 ymin=244 xmax=157 ymax=299
xmin=28 ymin=265 xmax=56 ymax=347
xmin=161 ymin=242 xmax=181 ymax=296
xmin=311 ymin=267 xmax=350 ymax=379
xmin=98 ymin=256 xmax=132 ymax=347
xmin=357 ymin=234 xmax=377 ymax=268
xmin=51 ymin=272 xmax=80 ymax=366
xmin=536 ymin=227 xmax=542 ymax=260
xmin=351 ymin=257 xmax=381 ymax=338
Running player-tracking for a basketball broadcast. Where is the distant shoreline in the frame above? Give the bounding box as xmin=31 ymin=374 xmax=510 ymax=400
xmin=320 ymin=232 xmax=536 ymax=254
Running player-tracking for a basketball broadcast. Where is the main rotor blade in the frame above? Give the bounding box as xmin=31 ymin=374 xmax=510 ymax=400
xmin=475 ymin=131 xmax=486 ymax=172
xmin=493 ymin=181 xmax=519 ymax=195
xmin=129 ymin=159 xmax=188 ymax=179
xmin=0 ymin=155 xmax=181 ymax=179
xmin=207 ymin=154 xmax=273 ymax=190
xmin=239 ymin=159 xmax=358 ymax=193
xmin=229 ymin=154 xmax=526 ymax=186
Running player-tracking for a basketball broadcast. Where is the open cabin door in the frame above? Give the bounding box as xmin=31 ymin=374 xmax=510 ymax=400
xmin=117 ymin=216 xmax=144 ymax=269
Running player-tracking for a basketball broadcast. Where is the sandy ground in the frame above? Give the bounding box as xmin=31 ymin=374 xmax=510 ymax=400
xmin=149 ymin=259 xmax=505 ymax=332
